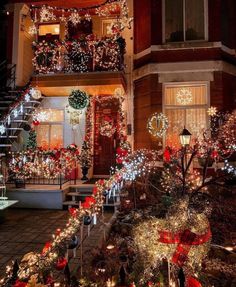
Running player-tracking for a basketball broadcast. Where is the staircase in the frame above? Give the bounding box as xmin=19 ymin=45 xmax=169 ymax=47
xmin=63 ymin=185 xmax=94 ymax=209
xmin=0 ymin=61 xmax=42 ymax=157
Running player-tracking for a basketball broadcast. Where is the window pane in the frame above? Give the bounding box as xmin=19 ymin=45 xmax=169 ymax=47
xmin=50 ymin=125 xmax=63 ymax=149
xmin=165 ymin=0 xmax=184 ymax=42
xmin=165 ymin=109 xmax=185 ymax=147
xmin=36 ymin=125 xmax=50 ymax=149
xmin=39 ymin=24 xmax=60 ymax=36
xmin=186 ymin=108 xmax=207 ymax=137
xmin=165 ymin=85 xmax=207 ymax=106
xmin=185 ymin=0 xmax=205 ymax=40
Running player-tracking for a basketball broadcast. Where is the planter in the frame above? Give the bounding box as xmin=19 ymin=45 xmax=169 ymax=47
xmin=81 ymin=166 xmax=89 ymax=181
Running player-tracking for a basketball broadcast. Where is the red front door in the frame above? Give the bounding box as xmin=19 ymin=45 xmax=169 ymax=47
xmin=93 ymin=99 xmax=119 ymax=175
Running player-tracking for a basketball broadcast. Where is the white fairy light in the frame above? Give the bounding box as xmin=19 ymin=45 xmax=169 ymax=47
xmin=13 ymin=109 xmax=18 ymax=118
xmin=28 ymin=22 xmax=37 ymax=35
xmin=84 ymin=13 xmax=92 ymax=22
xmin=0 ymin=125 xmax=6 ymax=135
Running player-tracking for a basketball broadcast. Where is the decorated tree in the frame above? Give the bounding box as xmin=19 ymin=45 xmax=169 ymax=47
xmin=79 ymin=141 xmax=92 ymax=180
xmin=26 ymin=129 xmax=37 ymax=149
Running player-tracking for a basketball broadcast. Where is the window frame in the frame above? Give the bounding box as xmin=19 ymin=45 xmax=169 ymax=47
xmin=162 ymin=81 xmax=210 ymax=146
xmin=162 ymin=0 xmax=208 ymax=44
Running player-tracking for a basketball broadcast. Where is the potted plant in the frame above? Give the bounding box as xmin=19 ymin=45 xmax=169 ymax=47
xmin=79 ymin=141 xmax=92 ymax=181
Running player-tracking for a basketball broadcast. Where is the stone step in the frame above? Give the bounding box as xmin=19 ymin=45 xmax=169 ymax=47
xmin=63 ymin=201 xmax=81 ymax=207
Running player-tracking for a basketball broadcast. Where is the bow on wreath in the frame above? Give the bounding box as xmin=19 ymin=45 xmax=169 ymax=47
xmin=158 ymin=227 xmax=211 ymax=266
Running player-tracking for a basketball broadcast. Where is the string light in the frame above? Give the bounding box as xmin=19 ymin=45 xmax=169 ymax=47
xmin=147 ymin=112 xmax=169 ymax=138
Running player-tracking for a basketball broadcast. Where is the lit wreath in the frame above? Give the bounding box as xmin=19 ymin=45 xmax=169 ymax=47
xmin=68 ymin=90 xmax=89 ymax=110
xmin=147 ymin=112 xmax=169 ymax=138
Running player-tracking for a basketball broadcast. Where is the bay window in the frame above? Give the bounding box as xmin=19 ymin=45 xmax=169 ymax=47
xmin=164 ymin=83 xmax=209 ymax=147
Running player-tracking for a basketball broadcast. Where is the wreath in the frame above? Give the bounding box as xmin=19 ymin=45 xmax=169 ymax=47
xmin=147 ymin=112 xmax=169 ymax=138
xmin=68 ymin=90 xmax=89 ymax=110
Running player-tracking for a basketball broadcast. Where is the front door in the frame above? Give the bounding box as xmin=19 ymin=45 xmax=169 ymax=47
xmin=93 ymin=98 xmax=119 ymax=175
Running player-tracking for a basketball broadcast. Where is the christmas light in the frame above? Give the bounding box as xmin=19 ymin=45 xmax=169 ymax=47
xmin=147 ymin=112 xmax=169 ymax=138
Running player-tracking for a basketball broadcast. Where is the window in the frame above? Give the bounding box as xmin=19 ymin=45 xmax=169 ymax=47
xmin=38 ymin=23 xmax=60 ymax=41
xmin=35 ymin=109 xmax=64 ymax=150
xmin=102 ymin=19 xmax=115 ymax=36
xmin=164 ymin=0 xmax=207 ymax=42
xmin=164 ymin=83 xmax=209 ymax=147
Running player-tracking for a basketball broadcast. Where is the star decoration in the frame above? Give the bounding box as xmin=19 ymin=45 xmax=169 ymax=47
xmin=207 ymin=106 xmax=217 ymax=117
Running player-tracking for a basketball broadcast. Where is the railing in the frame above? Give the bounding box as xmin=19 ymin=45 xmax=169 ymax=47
xmin=7 ymin=148 xmax=79 ymax=189
xmin=32 ymin=36 xmax=126 ymax=74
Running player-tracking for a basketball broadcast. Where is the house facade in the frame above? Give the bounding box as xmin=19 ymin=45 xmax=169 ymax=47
xmin=1 ymin=0 xmax=236 ymax=177
xmin=133 ymin=0 xmax=236 ymax=149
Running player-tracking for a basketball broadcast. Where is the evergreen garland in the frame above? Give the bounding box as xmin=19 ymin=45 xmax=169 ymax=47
xmin=26 ymin=129 xmax=37 ymax=149
xmin=68 ymin=90 xmax=89 ymax=110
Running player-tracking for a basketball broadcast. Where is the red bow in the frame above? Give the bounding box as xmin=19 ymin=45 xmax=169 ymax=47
xmin=158 ymin=227 xmax=211 ymax=266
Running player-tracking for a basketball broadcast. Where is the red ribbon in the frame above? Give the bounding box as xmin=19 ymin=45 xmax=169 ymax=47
xmin=158 ymin=227 xmax=211 ymax=266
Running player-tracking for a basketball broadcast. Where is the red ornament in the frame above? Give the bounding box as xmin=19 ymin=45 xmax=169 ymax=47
xmin=55 ymin=257 xmax=67 ymax=270
xmin=42 ymin=241 xmax=51 ymax=255
xmin=163 ymin=148 xmax=171 ymax=162
xmin=81 ymin=196 xmax=96 ymax=209
xmin=69 ymin=207 xmax=78 ymax=217
xmin=32 ymin=120 xmax=40 ymax=126
xmin=93 ymin=187 xmax=98 ymax=195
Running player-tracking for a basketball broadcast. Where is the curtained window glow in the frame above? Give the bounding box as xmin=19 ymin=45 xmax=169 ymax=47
xmin=164 ymin=84 xmax=208 ymax=147
xmin=36 ymin=109 xmax=64 ymax=149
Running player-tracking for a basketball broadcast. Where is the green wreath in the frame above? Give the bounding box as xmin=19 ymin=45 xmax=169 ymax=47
xmin=68 ymin=90 xmax=89 ymax=110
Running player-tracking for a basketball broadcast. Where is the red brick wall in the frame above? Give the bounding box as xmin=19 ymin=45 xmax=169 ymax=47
xmin=134 ymin=74 xmax=162 ymax=149
xmin=210 ymin=72 xmax=236 ymax=111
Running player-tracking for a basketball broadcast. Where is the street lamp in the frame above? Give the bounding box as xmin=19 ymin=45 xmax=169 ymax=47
xmin=179 ymin=127 xmax=192 ymax=146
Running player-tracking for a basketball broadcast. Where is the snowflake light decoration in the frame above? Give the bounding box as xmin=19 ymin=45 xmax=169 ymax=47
xmin=176 ymin=88 xmax=193 ymax=105
xmin=0 ymin=124 xmax=6 ymax=135
xmin=84 ymin=13 xmax=92 ymax=22
xmin=69 ymin=11 xmax=81 ymax=26
xmin=40 ymin=5 xmax=56 ymax=22
xmin=25 ymin=93 xmax=30 ymax=102
xmin=207 ymin=106 xmax=217 ymax=117
xmin=59 ymin=9 xmax=67 ymax=22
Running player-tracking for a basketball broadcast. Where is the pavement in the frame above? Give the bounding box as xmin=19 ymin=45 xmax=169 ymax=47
xmin=0 ymin=208 xmax=114 ymax=278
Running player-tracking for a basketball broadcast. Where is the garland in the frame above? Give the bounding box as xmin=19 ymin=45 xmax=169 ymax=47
xmin=8 ymin=147 xmax=79 ymax=180
xmin=32 ymin=36 xmax=125 ymax=74
xmin=147 ymin=112 xmax=169 ymax=138
xmin=68 ymin=90 xmax=89 ymax=110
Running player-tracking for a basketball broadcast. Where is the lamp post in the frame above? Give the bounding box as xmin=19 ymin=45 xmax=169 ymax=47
xmin=179 ymin=127 xmax=192 ymax=195
xmin=179 ymin=127 xmax=192 ymax=147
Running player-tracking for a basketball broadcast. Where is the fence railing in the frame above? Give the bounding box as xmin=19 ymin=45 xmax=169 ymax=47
xmin=7 ymin=148 xmax=79 ymax=189
xmin=32 ymin=36 xmax=126 ymax=74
